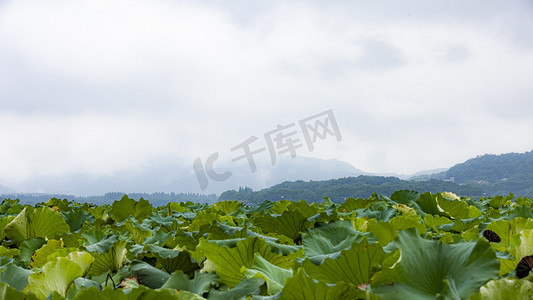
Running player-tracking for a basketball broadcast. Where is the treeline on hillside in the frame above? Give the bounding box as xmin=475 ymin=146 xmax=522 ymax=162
xmin=219 ymin=175 xmax=485 ymax=205
xmin=424 ymin=151 xmax=533 ymax=196
xmin=435 ymin=151 xmax=533 ymax=184
xmin=0 ymin=191 xmax=217 ymax=206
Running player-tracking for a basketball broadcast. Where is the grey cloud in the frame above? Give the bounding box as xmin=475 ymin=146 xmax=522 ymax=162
xmin=355 ymin=38 xmax=406 ymax=70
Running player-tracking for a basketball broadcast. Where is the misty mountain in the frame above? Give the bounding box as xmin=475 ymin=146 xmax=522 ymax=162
xmin=0 ymin=184 xmax=15 ymax=194
xmin=164 ymin=156 xmax=367 ymax=194
xmin=2 ymin=156 xmax=366 ymax=196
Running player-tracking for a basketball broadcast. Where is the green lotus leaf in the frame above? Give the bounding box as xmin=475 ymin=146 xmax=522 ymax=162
xmin=145 ymin=229 xmax=173 ymax=245
xmin=108 ymin=195 xmax=153 ymax=222
xmin=340 ymin=197 xmax=378 ymax=211
xmin=67 ymin=251 xmax=94 ymax=276
xmin=287 ymin=200 xmax=319 ymax=218
xmin=470 ymin=278 xmax=533 ymax=300
xmin=83 ymin=232 xmax=118 ymax=254
xmin=5 ymin=207 xmax=70 ymax=246
xmin=18 ymin=238 xmax=46 ymax=268
xmin=122 ymin=221 xmax=152 ymax=244
xmin=72 ymin=286 xmax=147 ymax=300
xmin=436 ymin=194 xmax=470 ymax=219
xmin=87 ymin=240 xmax=127 ymax=276
xmin=424 ymin=214 xmax=453 ymax=233
xmin=367 ymin=214 xmax=426 ymax=245
xmin=129 ymin=260 xmax=170 ymax=289
xmin=197 ymin=237 xmax=297 ymax=288
xmin=161 ymin=270 xmax=219 ymax=296
xmin=65 ymin=277 xmax=102 ymax=299
xmin=302 ymin=220 xmax=374 ymax=258
xmin=0 ymin=245 xmax=19 ymax=258
xmin=499 ymin=229 xmax=533 ymax=276
xmin=0 ymin=215 xmax=15 ymax=241
xmin=4 ymin=207 xmax=30 ymax=245
xmin=390 ymin=190 xmax=420 ymax=205
xmin=0 ymin=263 xmax=33 ymax=291
xmin=253 ymin=210 xmax=312 ymax=242
xmin=302 ymin=237 xmax=391 ymax=287
xmin=243 ymin=253 xmax=293 ymax=295
xmin=23 ymin=257 xmax=84 ymax=299
xmin=375 ymin=229 xmax=499 ymax=299
xmin=147 ymin=244 xmax=200 ymax=275
xmin=415 ymin=192 xmax=450 ymax=217
xmin=213 ymin=200 xmax=242 ymax=215
xmin=207 ymin=277 xmax=264 ymax=300
xmin=31 ymin=239 xmax=63 ymax=268
xmin=279 ymin=268 xmax=358 ymax=300
xmin=62 ymin=209 xmax=95 ymax=232
xmin=0 ymin=282 xmax=37 ymax=300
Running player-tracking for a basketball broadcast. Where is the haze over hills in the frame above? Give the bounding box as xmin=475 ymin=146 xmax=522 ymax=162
xmin=0 ymin=155 xmax=367 ymax=196
xmin=2 ymin=150 xmax=533 ymax=202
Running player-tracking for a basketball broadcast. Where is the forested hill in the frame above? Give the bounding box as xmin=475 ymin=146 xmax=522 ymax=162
xmin=434 ymin=151 xmax=533 ymax=183
xmin=430 ymin=151 xmax=533 ymax=196
xmin=219 ymin=175 xmax=484 ymax=204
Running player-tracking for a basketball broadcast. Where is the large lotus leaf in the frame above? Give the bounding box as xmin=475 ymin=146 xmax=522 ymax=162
xmin=340 ymin=197 xmax=378 ymax=211
xmin=62 ymin=209 xmax=95 ymax=232
xmin=302 ymin=221 xmax=374 ymax=258
xmin=212 ymin=200 xmax=242 ymax=215
xmin=367 ymin=214 xmax=426 ymax=245
xmin=147 ymin=244 xmax=200 ymax=275
xmin=108 ymin=195 xmax=153 ymax=222
xmin=210 ymin=237 xmax=303 ymax=257
xmin=302 ymin=237 xmax=390 ymax=287
xmin=279 ymin=268 xmax=357 ymax=300
xmin=0 ymin=263 xmax=33 ymax=291
xmin=498 ymin=229 xmax=533 ymax=276
xmin=375 ymin=229 xmax=499 ymax=299
xmin=83 ymin=232 xmax=118 ymax=254
xmin=122 ymin=221 xmax=152 ymax=244
xmin=390 ymin=190 xmax=420 ymax=205
xmin=87 ymin=240 xmax=127 ymax=276
xmin=436 ymin=194 xmax=470 ymax=219
xmin=0 ymin=283 xmax=36 ymax=300
xmin=287 ymin=200 xmax=319 ymax=218
xmin=243 ymin=253 xmax=293 ymax=295
xmin=31 ymin=239 xmax=63 ymax=268
xmin=161 ymin=270 xmax=219 ymax=296
xmin=5 ymin=207 xmax=30 ymax=245
xmin=415 ymin=192 xmax=449 ymax=217
xmin=71 ymin=286 xmax=148 ymax=300
xmin=19 ymin=238 xmax=46 ymax=268
xmin=0 ymin=245 xmax=19 ymax=258
xmin=24 ymin=257 xmax=84 ymax=299
xmin=145 ymin=229 xmax=173 ymax=246
xmin=30 ymin=207 xmax=71 ymax=239
xmin=197 ymin=237 xmax=297 ymax=288
xmin=423 ymin=214 xmax=453 ymax=233
xmin=207 ymin=277 xmax=264 ymax=300
xmin=470 ymin=278 xmax=533 ymax=300
xmin=253 ymin=210 xmax=312 ymax=242
xmin=129 ymin=260 xmax=170 ymax=289
xmin=486 ymin=217 xmax=533 ymax=252
xmin=6 ymin=207 xmax=70 ymax=246
xmin=0 ymin=215 xmax=15 ymax=241
xmin=65 ymin=277 xmax=102 ymax=299
xmin=67 ymin=251 xmax=94 ymax=276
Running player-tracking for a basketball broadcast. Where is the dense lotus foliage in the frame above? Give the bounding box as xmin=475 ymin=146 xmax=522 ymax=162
xmin=0 ymin=191 xmax=533 ymax=299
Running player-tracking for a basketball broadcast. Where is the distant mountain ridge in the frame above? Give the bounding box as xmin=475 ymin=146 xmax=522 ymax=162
xmin=2 ymin=150 xmax=533 ymax=200
xmin=219 ymin=150 xmax=533 ymax=203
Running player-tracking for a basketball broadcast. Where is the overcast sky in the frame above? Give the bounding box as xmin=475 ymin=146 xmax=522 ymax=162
xmin=1 ymin=0 xmax=533 ymax=193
